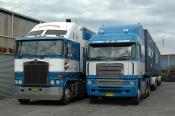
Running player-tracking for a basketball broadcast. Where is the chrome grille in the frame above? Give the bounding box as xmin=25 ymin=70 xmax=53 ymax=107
xmin=96 ymin=63 xmax=123 ymax=77
xmin=97 ymin=80 xmax=123 ymax=86
xmin=23 ymin=60 xmax=49 ymax=87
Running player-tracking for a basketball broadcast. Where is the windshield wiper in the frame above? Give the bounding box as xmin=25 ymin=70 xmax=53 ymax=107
xmin=39 ymin=53 xmax=58 ymax=56
xmin=110 ymin=56 xmax=129 ymax=60
xmin=88 ymin=56 xmax=108 ymax=60
xmin=118 ymin=56 xmax=129 ymax=60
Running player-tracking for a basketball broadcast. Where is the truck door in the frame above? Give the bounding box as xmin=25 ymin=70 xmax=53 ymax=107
xmin=65 ymin=41 xmax=72 ymax=73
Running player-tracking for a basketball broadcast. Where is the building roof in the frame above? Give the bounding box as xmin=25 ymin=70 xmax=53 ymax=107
xmin=0 ymin=7 xmax=44 ymax=23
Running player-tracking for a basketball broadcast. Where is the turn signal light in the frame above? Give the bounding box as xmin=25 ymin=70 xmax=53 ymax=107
xmin=56 ymin=74 xmax=64 ymax=78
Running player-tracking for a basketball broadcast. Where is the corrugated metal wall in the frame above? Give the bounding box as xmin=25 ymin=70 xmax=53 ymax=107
xmin=161 ymin=55 xmax=175 ymax=69
xmin=0 ymin=54 xmax=14 ymax=96
xmin=0 ymin=8 xmax=43 ymax=97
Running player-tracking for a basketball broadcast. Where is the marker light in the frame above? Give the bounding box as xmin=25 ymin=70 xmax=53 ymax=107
xmin=56 ymin=74 xmax=64 ymax=78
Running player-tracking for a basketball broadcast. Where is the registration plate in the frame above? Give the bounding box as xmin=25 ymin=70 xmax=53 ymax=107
xmin=31 ymin=88 xmax=40 ymax=92
xmin=106 ymin=93 xmax=114 ymax=96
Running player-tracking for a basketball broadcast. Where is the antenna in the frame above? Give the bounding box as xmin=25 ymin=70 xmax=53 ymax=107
xmin=162 ymin=38 xmax=165 ymax=46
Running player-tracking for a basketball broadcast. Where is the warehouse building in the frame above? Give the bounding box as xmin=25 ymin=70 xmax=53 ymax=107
xmin=161 ymin=54 xmax=175 ymax=81
xmin=0 ymin=8 xmax=43 ymax=97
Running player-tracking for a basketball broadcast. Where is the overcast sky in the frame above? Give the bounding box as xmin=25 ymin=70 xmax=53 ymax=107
xmin=0 ymin=0 xmax=174 ymax=55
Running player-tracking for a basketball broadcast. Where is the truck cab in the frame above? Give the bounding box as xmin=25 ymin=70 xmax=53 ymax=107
xmin=14 ymin=21 xmax=94 ymax=104
xmin=86 ymin=24 xmax=152 ymax=104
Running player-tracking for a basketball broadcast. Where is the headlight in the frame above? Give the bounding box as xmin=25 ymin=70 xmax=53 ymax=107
xmin=15 ymin=80 xmax=19 ymax=84
xmin=87 ymin=80 xmax=92 ymax=85
xmin=55 ymin=80 xmax=61 ymax=85
xmin=18 ymin=80 xmax=22 ymax=85
xmin=50 ymin=80 xmax=55 ymax=85
xmin=130 ymin=81 xmax=135 ymax=85
xmin=123 ymin=81 xmax=135 ymax=85
xmin=123 ymin=81 xmax=129 ymax=85
xmin=15 ymin=80 xmax=22 ymax=85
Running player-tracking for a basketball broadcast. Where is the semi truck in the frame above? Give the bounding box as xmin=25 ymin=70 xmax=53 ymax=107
xmin=14 ymin=20 xmax=94 ymax=105
xmin=86 ymin=24 xmax=161 ymax=104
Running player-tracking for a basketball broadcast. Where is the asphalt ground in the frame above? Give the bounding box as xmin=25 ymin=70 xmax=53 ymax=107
xmin=0 ymin=82 xmax=174 ymax=116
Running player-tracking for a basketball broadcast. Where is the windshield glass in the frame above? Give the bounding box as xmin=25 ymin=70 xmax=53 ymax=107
xmin=16 ymin=40 xmax=63 ymax=56
xmin=45 ymin=30 xmax=67 ymax=36
xmin=88 ymin=43 xmax=135 ymax=60
xmin=27 ymin=30 xmax=44 ymax=36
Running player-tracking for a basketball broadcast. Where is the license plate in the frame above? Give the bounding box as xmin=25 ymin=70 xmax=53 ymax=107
xmin=106 ymin=93 xmax=114 ymax=96
xmin=31 ymin=88 xmax=39 ymax=92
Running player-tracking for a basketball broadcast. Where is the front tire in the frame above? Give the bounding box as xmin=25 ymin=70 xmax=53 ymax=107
xmin=151 ymin=79 xmax=157 ymax=91
xmin=60 ymin=86 xmax=72 ymax=105
xmin=133 ymin=89 xmax=140 ymax=105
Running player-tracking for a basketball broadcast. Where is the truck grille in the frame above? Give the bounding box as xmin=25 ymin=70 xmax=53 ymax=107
xmin=96 ymin=63 xmax=123 ymax=77
xmin=23 ymin=60 xmax=49 ymax=87
xmin=97 ymin=80 xmax=123 ymax=86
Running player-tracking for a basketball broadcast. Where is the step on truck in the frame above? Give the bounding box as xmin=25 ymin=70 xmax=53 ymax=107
xmin=86 ymin=24 xmax=161 ymax=104
xmin=14 ymin=20 xmax=95 ymax=105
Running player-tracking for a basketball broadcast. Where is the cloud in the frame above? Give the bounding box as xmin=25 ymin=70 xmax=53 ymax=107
xmin=0 ymin=0 xmax=175 ymax=54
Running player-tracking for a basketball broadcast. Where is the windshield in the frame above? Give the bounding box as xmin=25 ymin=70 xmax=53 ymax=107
xmin=45 ymin=30 xmax=67 ymax=36
xmin=27 ymin=30 xmax=44 ymax=36
xmin=88 ymin=43 xmax=135 ymax=60
xmin=16 ymin=40 xmax=64 ymax=56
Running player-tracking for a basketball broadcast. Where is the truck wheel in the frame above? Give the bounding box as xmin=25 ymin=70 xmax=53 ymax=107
xmin=89 ymin=96 xmax=98 ymax=103
xmin=143 ymin=86 xmax=150 ymax=98
xmin=60 ymin=86 xmax=72 ymax=105
xmin=151 ymin=80 xmax=157 ymax=91
xmin=133 ymin=89 xmax=140 ymax=105
xmin=147 ymin=86 xmax=150 ymax=97
xmin=18 ymin=99 xmax=30 ymax=104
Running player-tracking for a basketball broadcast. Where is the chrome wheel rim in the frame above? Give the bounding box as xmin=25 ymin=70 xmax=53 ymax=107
xmin=65 ymin=88 xmax=71 ymax=101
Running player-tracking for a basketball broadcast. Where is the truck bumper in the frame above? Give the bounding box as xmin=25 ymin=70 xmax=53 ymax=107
xmin=87 ymin=85 xmax=138 ymax=97
xmin=14 ymin=86 xmax=63 ymax=101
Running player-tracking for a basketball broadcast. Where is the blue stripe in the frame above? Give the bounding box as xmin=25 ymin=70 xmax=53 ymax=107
xmin=15 ymin=56 xmax=65 ymax=59
xmin=15 ymin=72 xmax=81 ymax=87
xmin=86 ymin=75 xmax=140 ymax=97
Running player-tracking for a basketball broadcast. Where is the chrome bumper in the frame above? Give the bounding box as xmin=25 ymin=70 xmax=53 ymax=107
xmin=14 ymin=86 xmax=63 ymax=101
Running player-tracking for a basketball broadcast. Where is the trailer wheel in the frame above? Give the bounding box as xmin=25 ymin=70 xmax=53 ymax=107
xmin=89 ymin=96 xmax=98 ymax=103
xmin=151 ymin=79 xmax=157 ymax=91
xmin=133 ymin=89 xmax=140 ymax=105
xmin=147 ymin=85 xmax=150 ymax=97
xmin=60 ymin=86 xmax=72 ymax=105
xmin=143 ymin=85 xmax=150 ymax=98
xmin=18 ymin=99 xmax=30 ymax=104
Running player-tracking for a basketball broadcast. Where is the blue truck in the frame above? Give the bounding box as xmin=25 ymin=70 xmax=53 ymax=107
xmin=14 ymin=20 xmax=94 ymax=105
xmin=86 ymin=24 xmax=161 ymax=104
